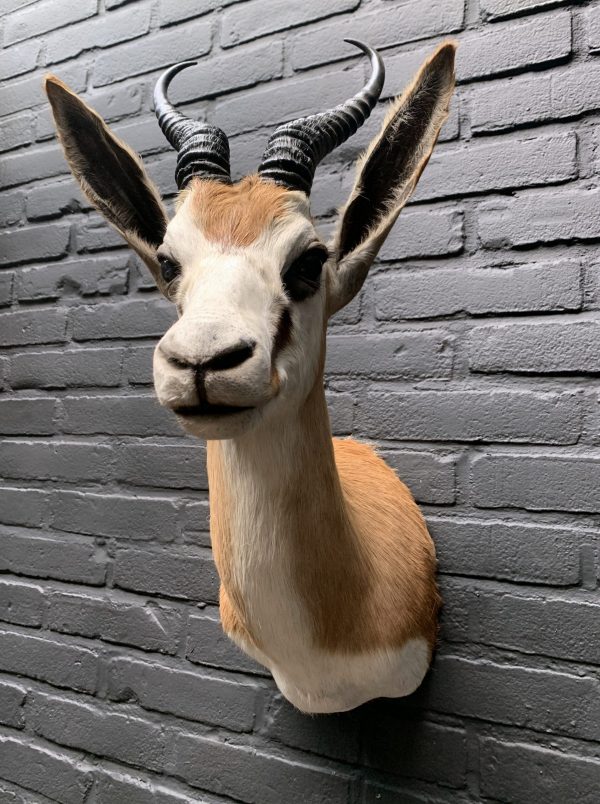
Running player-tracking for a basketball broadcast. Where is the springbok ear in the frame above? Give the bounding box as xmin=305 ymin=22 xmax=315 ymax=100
xmin=327 ymin=42 xmax=456 ymax=315
xmin=44 ymin=75 xmax=168 ymax=280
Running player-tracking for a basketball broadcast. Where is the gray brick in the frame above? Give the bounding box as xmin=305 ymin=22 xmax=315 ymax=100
xmin=4 ymin=0 xmax=97 ymax=44
xmin=0 ymin=398 xmax=55 ymax=434
xmin=479 ymin=738 xmax=600 ymax=804
xmin=109 ymin=116 xmax=167 ymax=156
xmin=363 ymin=782 xmax=462 ymax=804
xmin=0 ymin=39 xmax=40 ymax=80
xmin=15 ymin=256 xmax=129 ymax=302
xmin=186 ymin=610 xmax=267 ymax=676
xmin=379 ymin=450 xmax=457 ymax=505
xmin=0 ymin=578 xmax=45 ymax=626
xmin=93 ymin=19 xmax=212 ymax=86
xmin=44 ymin=3 xmax=151 ymax=65
xmin=429 ymin=517 xmax=583 ymax=585
xmin=36 ymin=82 xmax=146 ymax=143
xmin=181 ymin=499 xmax=211 ymax=541
xmin=478 ymin=188 xmax=600 ymax=248
xmin=0 ymin=440 xmax=112 ymax=483
xmin=0 ymin=782 xmax=51 ymax=804
xmin=26 ymin=178 xmax=89 ymax=220
xmin=415 ymin=132 xmax=577 ymax=201
xmin=457 ymin=10 xmax=571 ymax=81
xmin=159 ymin=0 xmax=216 ymax=25
xmin=60 ymin=394 xmax=182 ymax=436
xmin=291 ymin=0 xmax=465 ymax=71
xmin=0 ymin=680 xmax=26 ymax=728
xmin=0 ymin=113 xmax=34 ymax=153
xmin=470 ymin=72 xmax=552 ymax=134
xmin=356 ymin=389 xmax=580 ymax=445
xmin=0 ymin=64 xmax=86 ymax=118
xmin=73 ymin=218 xmax=125 ymax=252
xmin=426 ymin=655 xmax=600 ymax=741
xmin=71 ymin=299 xmax=176 ymax=341
xmin=0 ymin=526 xmax=106 ymax=585
xmin=174 ymin=40 xmax=284 ymax=104
xmin=93 ymin=770 xmax=200 ymax=804
xmin=116 ymin=442 xmax=208 ymax=489
xmin=173 ymin=731 xmax=352 ymax=802
xmin=0 ymin=223 xmax=70 ymax=266
xmin=469 ymin=320 xmax=600 ymax=374
xmin=107 ymin=654 xmax=259 ymax=731
xmin=587 ymin=3 xmax=600 ymax=52
xmin=113 ymin=545 xmax=219 ymax=602
xmin=263 ymin=693 xmax=360 ymax=763
xmin=215 ymin=64 xmax=365 ymax=136
xmin=10 ymin=347 xmax=124 ymax=389
xmin=481 ymin=0 xmax=572 ymax=20
xmin=1 ymin=144 xmax=69 ymax=190
xmin=47 ymin=590 xmax=183 ymax=653
xmin=222 ymin=0 xmax=359 ymax=48
xmin=379 ymin=206 xmax=464 ymax=261
xmin=0 ymin=488 xmax=48 ymax=528
xmin=326 ymin=332 xmax=454 ymax=379
xmin=362 ymin=715 xmax=467 ymax=788
xmin=1 ymin=0 xmax=40 ymax=12
xmin=0 ymin=272 xmax=14 ymax=307
xmin=29 ymin=692 xmax=167 ymax=773
xmin=449 ymin=583 xmax=600 ymax=664
xmin=471 ymin=452 xmax=600 ymax=513
xmin=552 ymin=62 xmax=600 ymax=119
xmin=0 ymin=309 xmax=67 ymax=346
xmin=472 ymin=62 xmax=600 ymax=134
xmin=0 ymin=736 xmax=93 ymax=804
xmin=51 ymin=490 xmax=180 ymax=542
xmin=326 ymin=391 xmax=355 ymax=436
xmin=123 ymin=345 xmax=154 ymax=384
xmin=0 ymin=628 xmax=98 ymax=692
xmin=376 ymin=260 xmax=582 ymax=320
xmin=0 ymin=190 xmax=25 ymax=227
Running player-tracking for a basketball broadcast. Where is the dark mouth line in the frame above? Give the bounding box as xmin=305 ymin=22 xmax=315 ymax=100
xmin=174 ymin=401 xmax=254 ymax=417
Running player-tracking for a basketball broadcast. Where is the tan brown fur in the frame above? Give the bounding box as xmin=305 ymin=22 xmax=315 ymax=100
xmin=207 ymin=377 xmax=440 ymax=656
xmin=182 ymin=175 xmax=289 ymax=247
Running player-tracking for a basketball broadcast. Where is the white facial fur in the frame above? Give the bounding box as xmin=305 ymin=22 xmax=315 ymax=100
xmin=152 ymin=189 xmax=328 ymax=439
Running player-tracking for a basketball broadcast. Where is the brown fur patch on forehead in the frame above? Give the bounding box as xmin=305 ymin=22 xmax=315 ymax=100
xmin=180 ymin=175 xmax=289 ymax=247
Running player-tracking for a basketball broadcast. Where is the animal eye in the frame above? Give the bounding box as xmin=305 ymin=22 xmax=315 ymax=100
xmin=159 ymin=256 xmax=180 ymax=284
xmin=283 ymin=247 xmax=328 ymax=302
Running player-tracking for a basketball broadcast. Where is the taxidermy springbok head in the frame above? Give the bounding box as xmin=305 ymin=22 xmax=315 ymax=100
xmin=45 ymin=39 xmax=456 ymax=713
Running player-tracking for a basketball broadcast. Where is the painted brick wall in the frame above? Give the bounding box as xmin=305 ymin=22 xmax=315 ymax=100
xmin=1 ymin=0 xmax=599 ymax=801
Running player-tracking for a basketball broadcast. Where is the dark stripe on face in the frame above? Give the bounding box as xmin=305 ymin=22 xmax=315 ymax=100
xmin=272 ymin=306 xmax=293 ymax=361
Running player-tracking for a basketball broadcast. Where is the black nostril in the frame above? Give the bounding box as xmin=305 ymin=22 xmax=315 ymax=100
xmin=204 ymin=341 xmax=256 ymax=372
xmin=167 ymin=355 xmax=193 ymax=371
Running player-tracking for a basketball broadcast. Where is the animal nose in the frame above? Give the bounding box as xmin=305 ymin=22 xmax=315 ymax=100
xmin=203 ymin=340 xmax=256 ymax=372
xmin=165 ymin=340 xmax=256 ymax=373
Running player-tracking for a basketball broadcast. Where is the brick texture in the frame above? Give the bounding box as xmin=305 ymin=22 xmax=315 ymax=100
xmin=1 ymin=1 xmax=599 ymax=803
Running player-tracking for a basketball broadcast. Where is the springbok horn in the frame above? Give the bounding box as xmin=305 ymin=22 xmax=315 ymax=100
xmin=257 ymin=40 xmax=385 ymax=195
xmin=154 ymin=61 xmax=232 ymax=189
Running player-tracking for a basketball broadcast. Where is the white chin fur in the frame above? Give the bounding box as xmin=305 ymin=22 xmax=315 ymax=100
xmin=175 ymin=407 xmax=261 ymax=440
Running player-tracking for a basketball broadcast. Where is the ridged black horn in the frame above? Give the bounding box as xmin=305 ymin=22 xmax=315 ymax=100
xmin=257 ymin=40 xmax=384 ymax=195
xmin=154 ymin=61 xmax=231 ymax=189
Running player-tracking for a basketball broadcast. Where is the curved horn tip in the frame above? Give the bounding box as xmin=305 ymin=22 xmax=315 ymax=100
xmin=154 ymin=61 xmax=198 ymax=106
xmin=342 ymin=38 xmax=385 ymax=94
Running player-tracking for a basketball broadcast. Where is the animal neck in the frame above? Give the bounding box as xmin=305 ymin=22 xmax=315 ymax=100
xmin=206 ymin=377 xmax=348 ymax=536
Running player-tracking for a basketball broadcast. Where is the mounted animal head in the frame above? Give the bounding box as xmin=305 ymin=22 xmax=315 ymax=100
xmin=45 ymin=40 xmax=456 ymax=439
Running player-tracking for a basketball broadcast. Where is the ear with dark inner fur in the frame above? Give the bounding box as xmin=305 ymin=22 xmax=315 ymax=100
xmin=44 ymin=75 xmax=168 ymax=280
xmin=328 ymin=42 xmax=456 ymax=315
